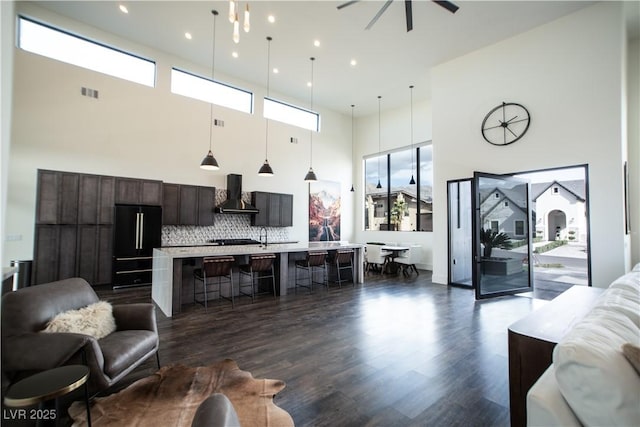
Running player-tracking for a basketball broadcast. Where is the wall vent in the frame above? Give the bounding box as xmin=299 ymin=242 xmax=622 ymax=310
xmin=214 ymin=119 xmax=224 ymax=127
xmin=81 ymin=87 xmax=99 ymax=99
xmin=290 ymin=137 xmax=298 ymax=144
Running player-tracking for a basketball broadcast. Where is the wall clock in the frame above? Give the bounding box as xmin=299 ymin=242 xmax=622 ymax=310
xmin=481 ymin=102 xmax=531 ymax=146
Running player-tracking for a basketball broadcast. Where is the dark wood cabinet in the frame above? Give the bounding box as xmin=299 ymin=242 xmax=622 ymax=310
xmin=251 ymin=192 xmax=293 ymax=227
xmin=77 ymin=225 xmax=113 ymax=285
xmin=163 ymin=183 xmax=215 ymax=226
xmin=115 ymin=178 xmax=162 ymax=205
xmin=179 ymin=186 xmax=198 ymax=225
xmin=98 ymin=176 xmax=115 ymax=224
xmin=78 ymin=174 xmax=114 ymax=225
xmin=162 ymin=183 xmax=180 ymax=225
xmin=36 ymin=170 xmax=78 ymax=224
xmin=33 ymin=225 xmax=77 ymax=284
xmin=197 ymin=186 xmax=215 ymax=226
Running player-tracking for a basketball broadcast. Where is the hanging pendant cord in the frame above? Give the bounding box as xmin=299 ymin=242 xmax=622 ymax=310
xmin=265 ymin=37 xmax=272 ymax=159
xmin=208 ymin=10 xmax=218 ymax=152
xmin=378 ymin=95 xmax=381 ymax=179
xmin=410 ymin=85 xmax=414 ymax=170
xmin=309 ymin=57 xmax=315 ymax=168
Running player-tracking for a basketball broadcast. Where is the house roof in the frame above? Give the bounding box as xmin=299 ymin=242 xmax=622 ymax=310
xmin=531 ymin=180 xmax=586 ymax=202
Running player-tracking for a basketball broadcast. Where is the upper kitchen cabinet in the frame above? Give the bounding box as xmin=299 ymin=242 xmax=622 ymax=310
xmin=162 ymin=183 xmax=215 ymax=226
xmin=251 ymin=192 xmax=293 ymax=227
xmin=36 ymin=170 xmax=79 ymax=224
xmin=115 ymin=177 xmax=163 ymax=206
xmin=78 ymin=174 xmax=115 ymax=224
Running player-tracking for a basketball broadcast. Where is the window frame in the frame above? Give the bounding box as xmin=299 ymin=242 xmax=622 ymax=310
xmin=263 ymin=97 xmax=320 ymax=131
xmin=171 ymin=68 xmax=254 ymax=114
xmin=17 ymin=15 xmax=156 ymax=87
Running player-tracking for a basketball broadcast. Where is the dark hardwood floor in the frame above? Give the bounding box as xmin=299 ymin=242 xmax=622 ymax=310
xmin=93 ymin=271 xmax=550 ymax=427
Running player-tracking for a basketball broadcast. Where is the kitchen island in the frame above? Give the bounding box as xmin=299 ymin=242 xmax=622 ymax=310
xmin=152 ymin=241 xmax=364 ymax=317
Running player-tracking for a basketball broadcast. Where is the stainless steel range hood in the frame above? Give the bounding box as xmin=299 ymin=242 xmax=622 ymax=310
xmin=214 ymin=174 xmax=259 ymax=214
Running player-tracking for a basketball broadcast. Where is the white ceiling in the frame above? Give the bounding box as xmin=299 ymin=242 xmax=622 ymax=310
xmin=30 ymin=1 xmax=633 ymax=117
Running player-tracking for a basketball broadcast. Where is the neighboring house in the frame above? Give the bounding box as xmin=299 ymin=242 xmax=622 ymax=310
xmin=479 ymin=187 xmax=529 ymax=239
xmin=531 ymin=180 xmax=587 ymax=242
xmin=365 ymin=189 xmax=433 ymax=232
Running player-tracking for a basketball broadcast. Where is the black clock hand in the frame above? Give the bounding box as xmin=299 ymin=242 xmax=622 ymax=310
xmin=484 ymin=123 xmax=504 ymax=131
xmin=506 ymin=127 xmax=518 ymax=138
xmin=508 ymin=118 xmax=529 ymax=124
xmin=506 ymin=115 xmax=518 ymax=123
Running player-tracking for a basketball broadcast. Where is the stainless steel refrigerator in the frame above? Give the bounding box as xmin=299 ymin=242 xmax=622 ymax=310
xmin=112 ymin=204 xmax=162 ymax=289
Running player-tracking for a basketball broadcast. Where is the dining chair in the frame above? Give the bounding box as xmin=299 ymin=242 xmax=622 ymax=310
xmin=395 ymin=245 xmax=421 ymax=276
xmin=365 ymin=245 xmax=387 ymax=274
xmin=332 ymin=249 xmax=355 ymax=287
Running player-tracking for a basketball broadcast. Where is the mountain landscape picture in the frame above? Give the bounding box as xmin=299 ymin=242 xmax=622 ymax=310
xmin=309 ymin=181 xmax=341 ymax=241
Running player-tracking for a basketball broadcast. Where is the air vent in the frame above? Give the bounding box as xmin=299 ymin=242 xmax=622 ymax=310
xmin=290 ymin=137 xmax=298 ymax=144
xmin=214 ymin=119 xmax=224 ymax=127
xmin=81 ymin=87 xmax=99 ymax=99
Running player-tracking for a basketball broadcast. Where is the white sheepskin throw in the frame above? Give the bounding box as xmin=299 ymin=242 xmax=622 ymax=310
xmin=42 ymin=301 xmax=116 ymax=339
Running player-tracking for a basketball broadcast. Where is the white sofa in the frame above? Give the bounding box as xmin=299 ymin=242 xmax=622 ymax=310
xmin=527 ymin=264 xmax=640 ymax=426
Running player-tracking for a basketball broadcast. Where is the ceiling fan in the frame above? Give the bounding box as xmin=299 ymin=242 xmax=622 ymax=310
xmin=337 ymin=0 xmax=459 ymax=32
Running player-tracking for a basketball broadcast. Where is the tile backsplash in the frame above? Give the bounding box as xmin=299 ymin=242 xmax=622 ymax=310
xmin=161 ymin=189 xmax=291 ymax=246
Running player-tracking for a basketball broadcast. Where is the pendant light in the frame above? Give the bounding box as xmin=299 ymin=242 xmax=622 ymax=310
xmin=258 ymin=36 xmax=274 ymax=176
xmin=409 ymin=85 xmax=416 ymax=185
xmin=228 ymin=0 xmax=235 ymax=23
xmin=244 ymin=4 xmax=250 ymax=33
xmin=233 ymin=12 xmax=240 ymax=43
xmin=200 ymin=10 xmax=220 ymax=171
xmin=376 ymin=95 xmax=382 ymax=189
xmin=304 ymin=57 xmax=318 ymax=182
xmin=350 ymin=104 xmax=355 ymax=192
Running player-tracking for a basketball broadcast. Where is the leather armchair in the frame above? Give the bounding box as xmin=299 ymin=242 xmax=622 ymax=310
xmin=1 ymin=278 xmax=159 ymax=392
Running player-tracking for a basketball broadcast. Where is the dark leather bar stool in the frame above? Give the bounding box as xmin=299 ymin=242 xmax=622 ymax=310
xmin=238 ymin=253 xmax=277 ymax=303
xmin=295 ymin=251 xmax=328 ymax=293
xmin=332 ymin=249 xmax=355 ymax=287
xmin=193 ymin=256 xmax=235 ymax=309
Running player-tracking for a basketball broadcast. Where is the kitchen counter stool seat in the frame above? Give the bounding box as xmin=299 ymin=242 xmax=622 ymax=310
xmin=238 ymin=253 xmax=277 ymax=303
xmin=295 ymin=251 xmax=328 ymax=293
xmin=332 ymin=249 xmax=355 ymax=287
xmin=193 ymin=256 xmax=236 ymax=309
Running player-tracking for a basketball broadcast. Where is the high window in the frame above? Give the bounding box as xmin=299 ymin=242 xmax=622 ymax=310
xmin=364 ymin=144 xmax=432 ymax=232
xmin=18 ymin=16 xmax=156 ymax=87
xmin=171 ymin=68 xmax=253 ymax=114
xmin=263 ymin=97 xmax=319 ymax=131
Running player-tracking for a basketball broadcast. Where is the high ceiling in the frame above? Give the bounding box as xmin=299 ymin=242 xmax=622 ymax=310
xmin=29 ymin=1 xmax=619 ymax=117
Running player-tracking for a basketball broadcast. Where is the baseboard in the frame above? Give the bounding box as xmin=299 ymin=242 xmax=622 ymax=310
xmin=431 ymin=273 xmax=447 ymax=285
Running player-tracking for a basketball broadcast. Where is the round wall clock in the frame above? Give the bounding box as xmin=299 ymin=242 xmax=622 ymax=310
xmin=481 ymin=102 xmax=531 ymax=146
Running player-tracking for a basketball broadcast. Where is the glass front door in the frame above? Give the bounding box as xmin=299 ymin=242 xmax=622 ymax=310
xmin=473 ymin=172 xmax=532 ymax=299
xmin=448 ymin=179 xmax=473 ymax=286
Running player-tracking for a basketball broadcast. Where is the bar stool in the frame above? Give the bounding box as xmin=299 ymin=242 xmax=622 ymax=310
xmin=295 ymin=251 xmax=328 ymax=293
xmin=238 ymin=253 xmax=277 ymax=303
xmin=332 ymin=249 xmax=355 ymax=287
xmin=193 ymin=256 xmax=235 ymax=309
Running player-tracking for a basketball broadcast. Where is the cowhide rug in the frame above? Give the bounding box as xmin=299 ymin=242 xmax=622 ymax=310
xmin=69 ymin=359 xmax=294 ymax=427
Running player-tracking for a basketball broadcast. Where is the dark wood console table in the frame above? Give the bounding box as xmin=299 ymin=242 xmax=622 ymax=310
xmin=508 ymin=285 xmax=603 ymax=427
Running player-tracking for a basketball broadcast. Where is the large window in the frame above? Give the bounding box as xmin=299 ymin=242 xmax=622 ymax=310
xmin=171 ymin=69 xmax=253 ymax=114
xmin=364 ymin=144 xmax=432 ymax=232
xmin=18 ymin=16 xmax=156 ymax=87
xmin=263 ymin=97 xmax=319 ymax=131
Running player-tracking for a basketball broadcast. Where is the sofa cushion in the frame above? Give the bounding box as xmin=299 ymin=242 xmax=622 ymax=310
xmin=42 ymin=301 xmax=116 ymax=339
xmin=99 ymin=330 xmax=158 ymax=377
xmin=622 ymin=343 xmax=640 ymax=375
xmin=553 ymin=305 xmax=640 ymax=426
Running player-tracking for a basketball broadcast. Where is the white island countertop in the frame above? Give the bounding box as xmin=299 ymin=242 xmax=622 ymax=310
xmin=152 ymin=241 xmax=365 ymax=317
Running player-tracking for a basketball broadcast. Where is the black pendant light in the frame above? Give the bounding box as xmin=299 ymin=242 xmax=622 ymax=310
xmin=409 ymin=85 xmax=416 ymax=185
xmin=200 ymin=10 xmax=220 ymax=171
xmin=376 ymin=95 xmax=382 ymax=189
xmin=304 ymin=57 xmax=318 ymax=182
xmin=350 ymin=104 xmax=355 ymax=192
xmin=258 ymin=36 xmax=274 ymax=176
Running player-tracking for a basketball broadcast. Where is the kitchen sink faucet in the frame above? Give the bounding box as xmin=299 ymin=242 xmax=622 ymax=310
xmin=259 ymin=227 xmax=268 ymax=247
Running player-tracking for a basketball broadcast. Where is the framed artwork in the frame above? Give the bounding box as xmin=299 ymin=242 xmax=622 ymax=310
xmin=309 ymin=180 xmax=341 ymax=241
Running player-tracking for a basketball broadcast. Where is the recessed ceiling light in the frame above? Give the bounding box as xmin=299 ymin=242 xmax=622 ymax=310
xmin=184 ymin=32 xmax=192 ymax=40
xmin=273 ymin=68 xmax=279 ymax=74
xmin=307 ymin=82 xmax=312 ymax=87
xmin=350 ymin=59 xmax=357 ymax=66
xmin=119 ymin=4 xmax=128 ymax=14
xmin=267 ymin=15 xmax=275 ymax=23
xmin=232 ymin=51 xmax=239 ymax=58
xmin=313 ymin=40 xmax=320 ymax=47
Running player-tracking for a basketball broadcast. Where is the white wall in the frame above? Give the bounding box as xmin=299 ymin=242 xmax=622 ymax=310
xmin=431 ymin=2 xmax=629 ymax=287
xmin=628 ymin=38 xmax=640 ymax=267
xmin=1 ymin=1 xmax=15 ymax=270
xmin=4 ymin=3 xmax=355 ymax=265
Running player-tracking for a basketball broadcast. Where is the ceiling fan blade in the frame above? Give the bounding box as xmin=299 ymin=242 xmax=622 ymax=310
xmin=405 ymin=0 xmax=413 ymax=32
xmin=432 ymin=0 xmax=459 ymax=14
xmin=365 ymin=0 xmax=393 ymax=30
xmin=337 ymin=1 xmax=360 ymax=10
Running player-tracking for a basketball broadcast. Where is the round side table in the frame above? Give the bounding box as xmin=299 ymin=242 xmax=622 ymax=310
xmin=4 ymin=365 xmax=92 ymax=426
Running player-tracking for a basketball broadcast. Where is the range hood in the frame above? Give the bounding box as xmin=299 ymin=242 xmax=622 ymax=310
xmin=215 ymin=174 xmax=259 ymax=214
